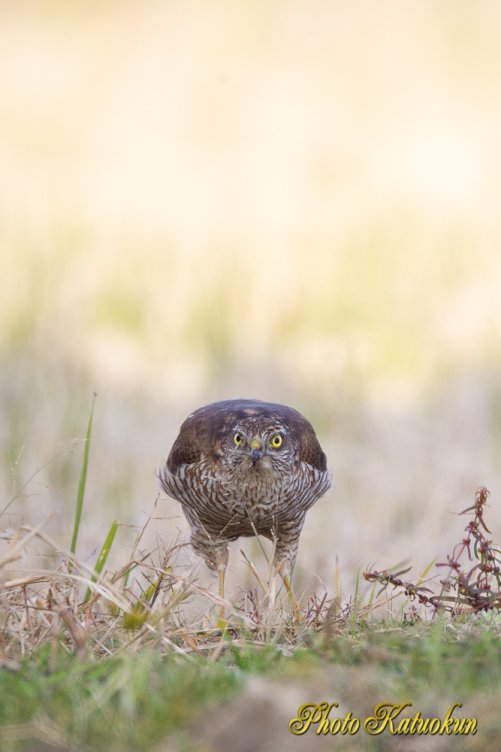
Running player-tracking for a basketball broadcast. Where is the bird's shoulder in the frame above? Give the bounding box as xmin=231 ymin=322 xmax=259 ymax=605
xmin=166 ymin=402 xmax=231 ymax=473
xmin=297 ymin=427 xmax=328 ymax=473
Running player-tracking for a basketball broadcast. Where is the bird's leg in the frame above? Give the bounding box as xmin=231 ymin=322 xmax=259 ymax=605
xmin=273 ymin=534 xmax=301 ymax=622
xmin=212 ymin=544 xmax=229 ymax=628
xmin=190 ymin=529 xmax=229 ymax=628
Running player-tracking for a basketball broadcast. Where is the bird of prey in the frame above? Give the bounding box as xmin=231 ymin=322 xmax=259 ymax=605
xmin=160 ymin=398 xmax=331 ymax=616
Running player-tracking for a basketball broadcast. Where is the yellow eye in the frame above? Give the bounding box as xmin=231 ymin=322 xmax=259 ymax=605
xmin=233 ymin=432 xmax=243 ymax=446
xmin=270 ymin=434 xmax=283 ymax=449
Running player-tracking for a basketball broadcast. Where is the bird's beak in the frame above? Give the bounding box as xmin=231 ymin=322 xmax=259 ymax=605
xmin=250 ymin=437 xmax=263 ymax=466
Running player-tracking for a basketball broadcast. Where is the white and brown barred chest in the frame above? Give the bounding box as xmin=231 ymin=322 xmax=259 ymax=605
xmin=162 ymin=457 xmax=329 ymax=537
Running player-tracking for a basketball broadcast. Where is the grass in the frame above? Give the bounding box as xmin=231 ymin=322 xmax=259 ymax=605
xmin=1 ymin=620 xmax=500 ymax=751
xmin=70 ymin=393 xmax=95 ymax=561
xmin=0 ymin=646 xmax=241 ymax=751
xmin=1 ymin=418 xmax=500 ymax=751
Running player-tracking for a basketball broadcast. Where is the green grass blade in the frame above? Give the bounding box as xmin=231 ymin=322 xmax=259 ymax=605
xmin=70 ymin=394 xmax=96 ymax=559
xmin=417 ymin=558 xmax=436 ymax=585
xmin=84 ymin=519 xmax=119 ymax=603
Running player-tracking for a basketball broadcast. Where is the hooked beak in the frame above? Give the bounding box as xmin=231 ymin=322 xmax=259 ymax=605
xmin=250 ymin=438 xmax=263 ymax=466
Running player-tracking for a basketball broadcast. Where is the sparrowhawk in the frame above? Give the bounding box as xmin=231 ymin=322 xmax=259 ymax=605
xmin=160 ymin=398 xmax=331 ymax=613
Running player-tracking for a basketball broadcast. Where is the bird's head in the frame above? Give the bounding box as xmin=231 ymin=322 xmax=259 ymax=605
xmin=223 ymin=418 xmax=295 ymax=476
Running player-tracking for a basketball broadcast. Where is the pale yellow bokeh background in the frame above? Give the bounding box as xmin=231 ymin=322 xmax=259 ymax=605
xmin=1 ymin=1 xmax=500 ymax=600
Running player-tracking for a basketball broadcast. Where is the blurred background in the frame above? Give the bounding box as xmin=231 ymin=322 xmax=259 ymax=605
xmin=1 ymin=0 xmax=500 ymax=602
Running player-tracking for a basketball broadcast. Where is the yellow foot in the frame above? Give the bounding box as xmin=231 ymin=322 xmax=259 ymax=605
xmin=216 ymin=613 xmax=229 ymax=632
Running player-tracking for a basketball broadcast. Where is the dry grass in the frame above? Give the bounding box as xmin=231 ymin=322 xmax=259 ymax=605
xmin=1 ymin=486 xmax=500 ymax=751
xmin=0 ymin=516 xmax=305 ymax=663
xmin=2 ymin=481 xmax=499 ymax=665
